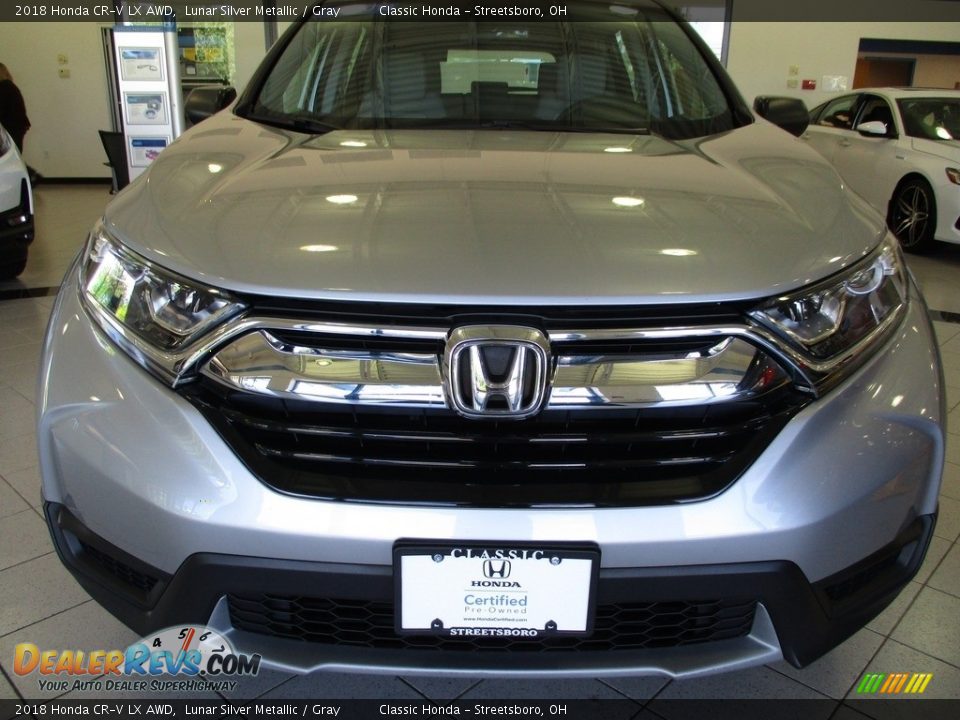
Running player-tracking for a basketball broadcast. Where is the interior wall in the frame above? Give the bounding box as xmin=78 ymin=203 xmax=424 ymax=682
xmin=855 ymin=53 xmax=960 ymax=89
xmin=853 ymin=57 xmax=915 ymax=89
xmin=912 ymin=54 xmax=960 ymax=88
xmin=0 ymin=21 xmax=114 ymax=179
xmin=727 ymin=18 xmax=960 ymax=110
xmin=5 ymin=12 xmax=960 ymax=178
xmin=0 ymin=20 xmax=272 ymax=179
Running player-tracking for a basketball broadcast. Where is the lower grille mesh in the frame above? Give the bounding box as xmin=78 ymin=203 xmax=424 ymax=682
xmin=227 ymin=594 xmax=757 ymax=652
xmin=79 ymin=540 xmax=160 ymax=593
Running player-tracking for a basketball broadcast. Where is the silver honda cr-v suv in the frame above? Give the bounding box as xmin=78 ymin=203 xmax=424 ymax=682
xmin=39 ymin=0 xmax=946 ymax=678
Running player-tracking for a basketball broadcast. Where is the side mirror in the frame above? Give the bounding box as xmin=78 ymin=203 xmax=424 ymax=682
xmin=856 ymin=120 xmax=893 ymax=138
xmin=185 ymin=85 xmax=237 ymax=126
xmin=753 ymin=96 xmax=810 ymax=137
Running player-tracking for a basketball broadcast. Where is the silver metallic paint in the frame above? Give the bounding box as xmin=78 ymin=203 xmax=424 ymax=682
xmin=101 ymin=117 xmax=884 ymax=305
xmin=38 ymin=271 xmax=943 ymax=589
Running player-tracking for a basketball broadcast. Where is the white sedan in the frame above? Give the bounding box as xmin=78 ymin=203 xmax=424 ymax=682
xmin=803 ymin=88 xmax=960 ymax=253
xmin=0 ymin=122 xmax=34 ymax=278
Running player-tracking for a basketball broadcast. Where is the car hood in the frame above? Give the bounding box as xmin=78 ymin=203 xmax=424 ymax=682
xmin=104 ymin=114 xmax=885 ymax=306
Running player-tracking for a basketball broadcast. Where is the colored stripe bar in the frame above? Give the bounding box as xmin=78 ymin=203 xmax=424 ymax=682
xmin=856 ymin=674 xmax=878 ymax=694
xmin=904 ymin=674 xmax=920 ymax=694
xmin=880 ymin=674 xmax=898 ymax=693
xmin=859 ymin=672 xmax=934 ymax=694
xmin=893 ymin=674 xmax=909 ymax=693
xmin=865 ymin=673 xmax=886 ymax=694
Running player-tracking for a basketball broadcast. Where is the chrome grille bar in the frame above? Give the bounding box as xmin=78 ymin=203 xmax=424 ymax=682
xmin=205 ymin=330 xmax=446 ymax=406
xmin=202 ymin=329 xmax=790 ymax=410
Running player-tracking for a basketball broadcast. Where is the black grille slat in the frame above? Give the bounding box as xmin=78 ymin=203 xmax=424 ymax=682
xmin=185 ymin=382 xmax=805 ymax=507
xmin=223 ymin=407 xmax=760 ymax=445
xmin=227 ymin=593 xmax=757 ymax=652
xmin=257 ymin=445 xmax=735 ymax=470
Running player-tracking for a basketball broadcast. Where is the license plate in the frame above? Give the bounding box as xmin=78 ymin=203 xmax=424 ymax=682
xmin=394 ymin=543 xmax=599 ymax=638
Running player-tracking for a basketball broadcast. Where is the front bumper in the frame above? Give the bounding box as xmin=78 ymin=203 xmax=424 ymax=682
xmin=45 ymin=500 xmax=935 ymax=677
xmin=0 ymin=176 xmax=33 ymax=247
xmin=38 ymin=266 xmax=946 ymax=676
xmin=932 ymin=173 xmax=960 ymax=244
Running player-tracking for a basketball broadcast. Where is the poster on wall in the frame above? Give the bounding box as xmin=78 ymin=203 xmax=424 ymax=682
xmin=124 ymin=92 xmax=168 ymax=125
xmin=129 ymin=137 xmax=170 ymax=167
xmin=119 ymin=47 xmax=165 ymax=82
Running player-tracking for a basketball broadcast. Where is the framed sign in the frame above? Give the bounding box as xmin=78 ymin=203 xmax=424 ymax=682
xmin=124 ymin=92 xmax=168 ymax=126
xmin=119 ymin=47 xmax=164 ymax=82
xmin=128 ymin=137 xmax=169 ymax=167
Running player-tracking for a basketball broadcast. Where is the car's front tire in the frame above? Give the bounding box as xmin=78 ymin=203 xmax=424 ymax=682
xmin=889 ymin=176 xmax=937 ymax=253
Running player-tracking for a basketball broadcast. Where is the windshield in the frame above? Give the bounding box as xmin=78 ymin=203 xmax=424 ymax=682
xmin=897 ymin=97 xmax=960 ymax=141
xmin=241 ymin=1 xmax=736 ymax=140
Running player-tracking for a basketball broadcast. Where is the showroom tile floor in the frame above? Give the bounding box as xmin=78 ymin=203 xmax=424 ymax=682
xmin=1 ymin=185 xmax=960 ymax=710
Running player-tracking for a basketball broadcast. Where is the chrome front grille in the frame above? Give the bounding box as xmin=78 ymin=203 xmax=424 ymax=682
xmin=183 ymin=310 xmax=806 ymax=507
xmin=201 ymin=327 xmax=790 ymax=411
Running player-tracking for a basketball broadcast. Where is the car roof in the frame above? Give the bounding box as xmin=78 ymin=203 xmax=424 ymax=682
xmin=853 ymin=87 xmax=960 ymax=99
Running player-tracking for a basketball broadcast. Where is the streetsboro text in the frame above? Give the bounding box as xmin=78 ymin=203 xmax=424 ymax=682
xmin=379 ymin=706 xmax=545 ymax=716
xmin=379 ymin=6 xmax=546 ymax=16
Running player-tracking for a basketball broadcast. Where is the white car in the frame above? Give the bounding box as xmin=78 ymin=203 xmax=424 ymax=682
xmin=803 ymin=87 xmax=960 ymax=252
xmin=0 ymin=122 xmax=34 ymax=278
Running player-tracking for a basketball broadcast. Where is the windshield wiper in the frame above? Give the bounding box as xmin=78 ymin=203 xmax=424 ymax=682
xmin=245 ymin=113 xmax=342 ymax=135
xmin=480 ymin=120 xmax=651 ymax=135
xmin=395 ymin=118 xmax=651 ymax=135
xmin=246 ymin=114 xmax=652 ymax=136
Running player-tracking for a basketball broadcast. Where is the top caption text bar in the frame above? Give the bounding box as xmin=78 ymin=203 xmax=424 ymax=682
xmin=3 ymin=1 xmax=960 ymax=22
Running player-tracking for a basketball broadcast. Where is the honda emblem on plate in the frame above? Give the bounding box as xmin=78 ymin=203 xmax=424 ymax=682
xmin=483 ymin=559 xmax=512 ymax=579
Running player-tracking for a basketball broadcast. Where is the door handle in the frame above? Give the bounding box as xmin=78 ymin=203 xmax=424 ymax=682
xmin=838 ymin=139 xmax=851 ymax=147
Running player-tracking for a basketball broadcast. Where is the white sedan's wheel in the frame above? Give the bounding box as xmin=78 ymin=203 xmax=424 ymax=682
xmin=889 ymin=178 xmax=936 ymax=253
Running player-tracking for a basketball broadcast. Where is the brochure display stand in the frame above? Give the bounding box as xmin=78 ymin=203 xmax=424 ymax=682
xmin=113 ymin=27 xmax=183 ymax=183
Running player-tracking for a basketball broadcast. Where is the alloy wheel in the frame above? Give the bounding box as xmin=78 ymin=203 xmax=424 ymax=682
xmin=890 ymin=180 xmax=935 ymax=252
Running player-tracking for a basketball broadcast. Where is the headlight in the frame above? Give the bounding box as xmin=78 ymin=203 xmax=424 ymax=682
xmin=749 ymin=235 xmax=907 ymax=390
xmin=80 ymin=221 xmax=245 ymax=383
